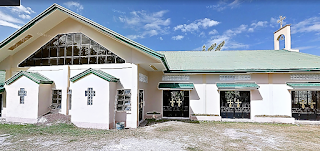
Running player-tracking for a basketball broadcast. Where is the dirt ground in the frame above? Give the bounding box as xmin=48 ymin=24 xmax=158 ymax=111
xmin=1 ymin=120 xmax=320 ymax=151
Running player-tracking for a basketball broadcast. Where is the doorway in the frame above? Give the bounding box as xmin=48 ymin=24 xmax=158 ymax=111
xmin=163 ymin=90 xmax=189 ymax=117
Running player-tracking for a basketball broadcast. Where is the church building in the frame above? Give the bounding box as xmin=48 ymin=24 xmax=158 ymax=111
xmin=1 ymin=4 xmax=320 ymax=129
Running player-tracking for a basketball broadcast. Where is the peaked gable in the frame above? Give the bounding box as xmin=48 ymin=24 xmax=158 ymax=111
xmin=5 ymin=71 xmax=53 ymax=85
xmin=70 ymin=68 xmax=119 ymax=83
xmin=0 ymin=3 xmax=169 ymax=70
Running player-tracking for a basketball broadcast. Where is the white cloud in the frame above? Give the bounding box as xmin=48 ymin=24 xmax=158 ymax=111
xmin=0 ymin=11 xmax=24 ymax=24
xmin=209 ymin=29 xmax=218 ymax=35
xmin=7 ymin=5 xmax=35 ymax=14
xmin=248 ymin=21 xmax=268 ymax=32
xmin=174 ymin=18 xmax=220 ymax=32
xmin=0 ymin=20 xmax=21 ymax=29
xmin=172 ymin=35 xmax=184 ymax=40
xmin=207 ymin=0 xmax=241 ymax=12
xmin=18 ymin=14 xmax=31 ymax=19
xmin=291 ymin=17 xmax=320 ymax=34
xmin=120 ymin=10 xmax=171 ymax=39
xmin=199 ymin=31 xmax=205 ymax=37
xmin=64 ymin=1 xmax=84 ymax=12
xmin=126 ymin=35 xmax=144 ymax=40
xmin=159 ymin=37 xmax=163 ymax=40
xmin=203 ymin=24 xmax=249 ymax=50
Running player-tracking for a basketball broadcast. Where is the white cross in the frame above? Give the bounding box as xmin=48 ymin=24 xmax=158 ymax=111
xmin=227 ymin=99 xmax=233 ymax=108
xmin=235 ymin=98 xmax=242 ymax=108
xmin=18 ymin=88 xmax=27 ymax=104
xmin=170 ymin=99 xmax=175 ymax=107
xmin=277 ymin=16 xmax=286 ymax=28
xmin=176 ymin=98 xmax=183 ymax=107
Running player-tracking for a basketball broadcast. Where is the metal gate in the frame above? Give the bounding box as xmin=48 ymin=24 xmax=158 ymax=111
xmin=220 ymin=91 xmax=250 ymax=119
xmin=292 ymin=91 xmax=320 ymax=120
xmin=139 ymin=90 xmax=144 ymax=121
xmin=163 ymin=90 xmax=189 ymax=117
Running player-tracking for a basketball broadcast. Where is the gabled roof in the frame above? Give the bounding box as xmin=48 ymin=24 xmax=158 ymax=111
xmin=0 ymin=3 xmax=169 ymax=70
xmin=160 ymin=50 xmax=320 ymax=73
xmin=5 ymin=71 xmax=53 ymax=85
xmin=70 ymin=68 xmax=119 ymax=82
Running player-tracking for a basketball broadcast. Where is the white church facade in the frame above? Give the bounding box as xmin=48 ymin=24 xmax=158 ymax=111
xmin=1 ymin=4 xmax=320 ymax=129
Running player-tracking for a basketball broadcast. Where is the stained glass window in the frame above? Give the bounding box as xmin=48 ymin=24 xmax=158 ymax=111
xmin=19 ymin=33 xmax=125 ymax=67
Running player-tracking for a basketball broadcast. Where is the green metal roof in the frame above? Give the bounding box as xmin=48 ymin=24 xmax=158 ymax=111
xmin=160 ymin=50 xmax=320 ymax=73
xmin=287 ymin=82 xmax=320 ymax=89
xmin=5 ymin=71 xmax=53 ymax=85
xmin=0 ymin=86 xmax=4 ymax=93
xmin=70 ymin=68 xmax=119 ymax=83
xmin=216 ymin=83 xmax=259 ymax=89
xmin=0 ymin=3 xmax=169 ymax=70
xmin=0 ymin=71 xmax=5 ymax=86
xmin=158 ymin=83 xmax=194 ymax=90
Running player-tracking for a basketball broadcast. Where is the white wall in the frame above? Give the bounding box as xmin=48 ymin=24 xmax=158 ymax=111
xmin=109 ymin=82 xmax=116 ymax=129
xmin=70 ymin=74 xmax=111 ymax=129
xmin=5 ymin=76 xmax=39 ymax=123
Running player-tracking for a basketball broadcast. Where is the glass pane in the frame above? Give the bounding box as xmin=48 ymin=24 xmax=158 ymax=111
xmin=51 ymin=37 xmax=58 ymax=46
xmin=34 ymin=59 xmax=40 ymax=66
xmin=42 ymin=47 xmax=50 ymax=58
xmin=80 ymin=46 xmax=89 ymax=56
xmin=58 ymin=35 xmax=66 ymax=46
xmin=99 ymin=46 xmax=107 ymax=55
xmin=82 ymin=35 xmax=90 ymax=44
xmin=73 ymin=57 xmax=80 ymax=64
xmin=66 ymin=58 xmax=72 ymax=65
xmin=116 ymin=57 xmax=125 ymax=63
xmin=118 ymin=90 xmax=124 ymax=95
xmin=50 ymin=58 xmax=58 ymax=65
xmin=73 ymin=46 xmax=80 ymax=56
xmin=66 ymin=34 xmax=73 ymax=45
xmin=89 ymin=57 xmax=97 ymax=64
xmin=80 ymin=57 xmax=88 ymax=64
xmin=58 ymin=47 xmax=65 ymax=57
xmin=74 ymin=34 xmax=81 ymax=45
xmin=42 ymin=59 xmax=49 ymax=66
xmin=107 ymin=56 xmax=115 ymax=63
xmin=98 ymin=56 xmax=106 ymax=64
xmin=118 ymin=101 xmax=124 ymax=105
xmin=50 ymin=47 xmax=57 ymax=57
xmin=66 ymin=46 xmax=72 ymax=56
xmin=34 ymin=49 xmax=42 ymax=58
xmin=52 ymin=100 xmax=57 ymax=103
xmin=58 ymin=58 xmax=64 ymax=65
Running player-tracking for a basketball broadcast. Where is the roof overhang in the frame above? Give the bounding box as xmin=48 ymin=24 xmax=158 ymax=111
xmin=216 ymin=82 xmax=259 ymax=90
xmin=158 ymin=82 xmax=194 ymax=90
xmin=164 ymin=68 xmax=320 ymax=74
xmin=287 ymin=82 xmax=320 ymax=90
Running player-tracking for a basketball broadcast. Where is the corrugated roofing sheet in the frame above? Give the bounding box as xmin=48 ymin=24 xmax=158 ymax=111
xmin=5 ymin=71 xmax=53 ymax=85
xmin=287 ymin=82 xmax=320 ymax=88
xmin=70 ymin=68 xmax=119 ymax=82
xmin=159 ymin=50 xmax=320 ymax=72
xmin=158 ymin=83 xmax=194 ymax=90
xmin=216 ymin=83 xmax=259 ymax=89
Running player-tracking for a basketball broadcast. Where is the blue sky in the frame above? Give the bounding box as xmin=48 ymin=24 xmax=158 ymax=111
xmin=1 ymin=0 xmax=320 ymax=55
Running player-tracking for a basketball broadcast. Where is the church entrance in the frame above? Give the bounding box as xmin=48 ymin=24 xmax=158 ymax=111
xmin=220 ymin=91 xmax=251 ymax=119
xmin=139 ymin=90 xmax=144 ymax=122
xmin=163 ymin=90 xmax=189 ymax=118
xmin=292 ymin=91 xmax=320 ymax=120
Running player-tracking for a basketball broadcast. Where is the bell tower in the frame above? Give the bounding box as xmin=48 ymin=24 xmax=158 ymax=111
xmin=273 ymin=16 xmax=298 ymax=52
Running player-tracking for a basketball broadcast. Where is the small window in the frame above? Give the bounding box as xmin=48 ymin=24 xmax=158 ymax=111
xmin=52 ymin=90 xmax=62 ymax=109
xmin=117 ymin=89 xmax=131 ymax=111
xmin=18 ymin=88 xmax=27 ymax=104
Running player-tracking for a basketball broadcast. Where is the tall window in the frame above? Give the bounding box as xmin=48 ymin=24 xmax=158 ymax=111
xmin=19 ymin=33 xmax=125 ymax=67
xmin=52 ymin=90 xmax=62 ymax=109
xmin=116 ymin=89 xmax=131 ymax=111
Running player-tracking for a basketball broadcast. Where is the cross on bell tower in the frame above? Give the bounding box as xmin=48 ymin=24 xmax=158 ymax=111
xmin=277 ymin=16 xmax=286 ymax=28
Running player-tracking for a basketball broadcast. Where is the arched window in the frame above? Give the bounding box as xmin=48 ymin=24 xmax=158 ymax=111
xmin=19 ymin=33 xmax=125 ymax=67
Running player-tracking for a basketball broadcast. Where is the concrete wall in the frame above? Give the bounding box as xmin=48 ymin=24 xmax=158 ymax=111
xmin=5 ymin=76 xmax=39 ymax=123
xmin=109 ymin=82 xmax=116 ymax=129
xmin=70 ymin=74 xmax=111 ymax=129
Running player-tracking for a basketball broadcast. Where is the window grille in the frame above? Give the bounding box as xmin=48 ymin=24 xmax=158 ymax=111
xmin=116 ymin=89 xmax=131 ymax=111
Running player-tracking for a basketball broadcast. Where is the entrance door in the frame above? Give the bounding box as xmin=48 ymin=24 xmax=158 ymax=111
xmin=292 ymin=91 xmax=320 ymax=120
xmin=220 ymin=91 xmax=250 ymax=119
xmin=163 ymin=90 xmax=189 ymax=117
xmin=139 ymin=90 xmax=144 ymax=121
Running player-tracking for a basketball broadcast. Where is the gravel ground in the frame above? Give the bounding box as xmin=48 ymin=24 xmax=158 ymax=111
xmin=1 ymin=120 xmax=320 ymax=151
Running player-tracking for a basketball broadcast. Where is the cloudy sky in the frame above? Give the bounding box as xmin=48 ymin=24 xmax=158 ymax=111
xmin=1 ymin=0 xmax=320 ymax=55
